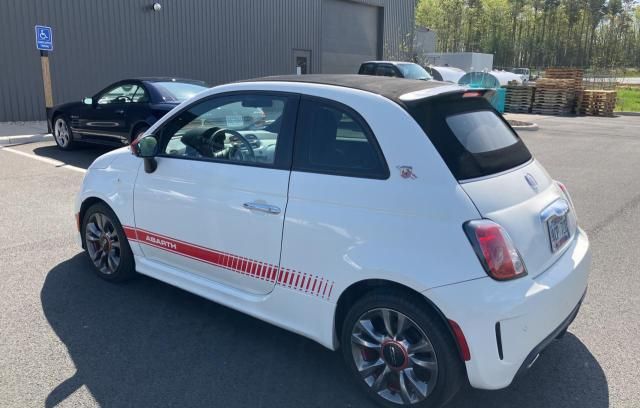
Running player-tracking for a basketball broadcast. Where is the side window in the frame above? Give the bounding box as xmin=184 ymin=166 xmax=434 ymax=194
xmin=374 ymin=65 xmax=398 ymax=77
xmin=97 ymin=84 xmax=140 ymax=104
xmin=293 ymin=98 xmax=388 ymax=179
xmin=160 ymin=94 xmax=291 ymax=167
xmin=359 ymin=63 xmax=375 ymax=75
xmin=131 ymin=86 xmax=149 ymax=103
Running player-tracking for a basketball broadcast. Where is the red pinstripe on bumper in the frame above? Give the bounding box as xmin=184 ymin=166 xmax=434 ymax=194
xmin=123 ymin=226 xmax=335 ymax=300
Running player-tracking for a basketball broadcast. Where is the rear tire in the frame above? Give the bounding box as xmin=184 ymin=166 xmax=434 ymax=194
xmin=341 ymin=289 xmax=465 ymax=408
xmin=53 ymin=116 xmax=75 ymax=150
xmin=81 ymin=202 xmax=136 ymax=282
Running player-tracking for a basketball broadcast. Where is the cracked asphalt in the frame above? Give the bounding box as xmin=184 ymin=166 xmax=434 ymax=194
xmin=1 ymin=114 xmax=639 ymax=407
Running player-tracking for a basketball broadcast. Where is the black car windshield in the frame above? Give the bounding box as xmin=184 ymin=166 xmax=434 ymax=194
xmin=153 ymin=82 xmax=207 ymax=102
xmin=397 ymin=63 xmax=432 ymax=80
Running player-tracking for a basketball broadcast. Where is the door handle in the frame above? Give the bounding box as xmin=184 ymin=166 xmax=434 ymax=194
xmin=243 ymin=202 xmax=281 ymax=215
xmin=115 ymin=109 xmax=124 ymax=114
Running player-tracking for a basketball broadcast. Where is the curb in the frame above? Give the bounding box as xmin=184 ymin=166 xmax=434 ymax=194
xmin=0 ymin=133 xmax=52 ymax=146
xmin=615 ymin=112 xmax=640 ymax=116
xmin=511 ymin=123 xmax=539 ymax=131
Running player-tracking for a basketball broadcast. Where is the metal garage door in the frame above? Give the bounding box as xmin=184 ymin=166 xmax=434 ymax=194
xmin=321 ymin=0 xmax=381 ymax=74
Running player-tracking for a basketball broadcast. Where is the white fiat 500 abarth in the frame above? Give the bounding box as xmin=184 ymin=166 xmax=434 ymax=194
xmin=75 ymin=75 xmax=591 ymax=408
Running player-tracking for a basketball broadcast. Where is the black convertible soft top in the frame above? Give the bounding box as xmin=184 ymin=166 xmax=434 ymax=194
xmin=247 ymin=74 xmax=453 ymax=106
xmin=248 ymin=75 xmax=529 ymax=180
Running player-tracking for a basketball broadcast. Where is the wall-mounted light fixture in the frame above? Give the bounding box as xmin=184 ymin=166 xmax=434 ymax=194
xmin=152 ymin=3 xmax=162 ymax=12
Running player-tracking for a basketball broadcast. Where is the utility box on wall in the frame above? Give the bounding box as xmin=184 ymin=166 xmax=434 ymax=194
xmin=413 ymin=27 xmax=436 ymax=56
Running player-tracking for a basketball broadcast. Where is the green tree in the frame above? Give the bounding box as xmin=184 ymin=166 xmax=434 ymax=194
xmin=415 ymin=0 xmax=640 ymax=70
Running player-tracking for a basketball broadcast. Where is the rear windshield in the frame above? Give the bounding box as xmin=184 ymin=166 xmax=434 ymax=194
xmin=407 ymin=94 xmax=532 ymax=180
xmin=445 ymin=111 xmax=518 ymax=153
xmin=153 ymin=82 xmax=207 ymax=102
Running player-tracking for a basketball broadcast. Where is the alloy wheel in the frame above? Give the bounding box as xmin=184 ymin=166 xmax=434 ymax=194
xmin=85 ymin=212 xmax=121 ymax=275
xmin=350 ymin=308 xmax=439 ymax=405
xmin=54 ymin=118 xmax=70 ymax=147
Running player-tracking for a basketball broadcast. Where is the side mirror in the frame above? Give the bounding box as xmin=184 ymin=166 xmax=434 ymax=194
xmin=132 ymin=136 xmax=159 ymax=173
xmin=83 ymin=97 xmax=93 ymax=105
xmin=135 ymin=135 xmax=158 ymax=157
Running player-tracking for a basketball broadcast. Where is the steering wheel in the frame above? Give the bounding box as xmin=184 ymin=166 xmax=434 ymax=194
xmin=209 ymin=128 xmax=255 ymax=161
xmin=114 ymin=96 xmax=132 ymax=103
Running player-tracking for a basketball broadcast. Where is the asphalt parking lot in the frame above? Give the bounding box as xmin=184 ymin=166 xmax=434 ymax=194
xmin=1 ymin=114 xmax=639 ymax=407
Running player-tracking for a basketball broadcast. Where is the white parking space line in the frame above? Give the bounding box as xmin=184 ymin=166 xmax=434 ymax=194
xmin=0 ymin=146 xmax=87 ymax=173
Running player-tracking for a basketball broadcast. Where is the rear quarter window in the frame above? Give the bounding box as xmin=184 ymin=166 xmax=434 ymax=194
xmin=292 ymin=97 xmax=389 ymax=179
xmin=407 ymin=95 xmax=532 ymax=180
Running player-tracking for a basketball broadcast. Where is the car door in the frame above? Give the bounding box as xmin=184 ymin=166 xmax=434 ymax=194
xmin=133 ymin=92 xmax=298 ymax=295
xmin=279 ymin=96 xmax=390 ymax=300
xmin=77 ymin=82 xmax=141 ymax=143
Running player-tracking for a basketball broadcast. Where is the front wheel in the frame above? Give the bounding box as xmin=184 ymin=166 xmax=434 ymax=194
xmin=81 ymin=202 xmax=136 ymax=282
xmin=341 ymin=290 xmax=464 ymax=408
xmin=53 ymin=116 xmax=75 ymax=150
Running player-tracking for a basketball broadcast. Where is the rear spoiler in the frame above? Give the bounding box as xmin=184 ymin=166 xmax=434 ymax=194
xmin=399 ymin=85 xmax=495 ymax=104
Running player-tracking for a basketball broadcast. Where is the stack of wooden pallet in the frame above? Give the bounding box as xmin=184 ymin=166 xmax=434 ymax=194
xmin=504 ymin=85 xmax=534 ymax=113
xmin=579 ymin=90 xmax=617 ymax=116
xmin=531 ymin=78 xmax=578 ymax=115
xmin=544 ymin=68 xmax=584 ymax=88
xmin=544 ymin=68 xmax=584 ymax=114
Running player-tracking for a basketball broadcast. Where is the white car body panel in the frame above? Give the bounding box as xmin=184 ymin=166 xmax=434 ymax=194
xmin=132 ymin=157 xmax=289 ymax=295
xmin=76 ymin=149 xmax=141 ymax=247
xmin=76 ymin=79 xmax=591 ymax=391
xmin=460 ymin=159 xmax=579 ymax=276
xmin=426 ymin=228 xmax=590 ymax=389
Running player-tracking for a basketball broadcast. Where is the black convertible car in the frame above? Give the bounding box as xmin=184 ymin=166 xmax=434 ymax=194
xmin=48 ymin=77 xmax=207 ymax=150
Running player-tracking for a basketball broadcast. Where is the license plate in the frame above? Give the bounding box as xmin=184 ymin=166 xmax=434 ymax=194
xmin=547 ymin=213 xmax=570 ymax=252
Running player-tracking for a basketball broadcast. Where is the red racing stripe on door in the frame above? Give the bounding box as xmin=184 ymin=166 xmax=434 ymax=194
xmin=123 ymin=226 xmax=335 ymax=300
xmin=123 ymin=226 xmax=138 ymax=241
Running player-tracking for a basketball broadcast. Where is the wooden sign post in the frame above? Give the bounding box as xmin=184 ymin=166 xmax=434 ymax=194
xmin=40 ymin=50 xmax=54 ymax=109
xmin=35 ymin=25 xmax=54 ymax=117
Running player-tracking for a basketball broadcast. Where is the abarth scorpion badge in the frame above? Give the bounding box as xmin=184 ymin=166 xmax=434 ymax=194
xmin=397 ymin=166 xmax=417 ymax=179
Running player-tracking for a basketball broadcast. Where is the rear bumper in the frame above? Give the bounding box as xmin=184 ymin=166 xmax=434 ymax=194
xmin=424 ymin=227 xmax=591 ymax=390
xmin=513 ymin=290 xmax=584 ymax=379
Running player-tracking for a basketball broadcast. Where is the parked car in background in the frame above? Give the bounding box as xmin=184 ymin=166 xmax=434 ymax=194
xmin=425 ymin=66 xmax=466 ymax=83
xmin=48 ymin=77 xmax=208 ymax=150
xmin=358 ymin=61 xmax=433 ymax=81
xmin=76 ymin=75 xmax=591 ymax=408
xmin=508 ymin=67 xmax=531 ymax=82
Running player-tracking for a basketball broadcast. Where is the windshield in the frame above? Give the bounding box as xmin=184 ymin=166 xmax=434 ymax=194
xmin=153 ymin=82 xmax=208 ymax=102
xmin=397 ymin=63 xmax=432 ymax=80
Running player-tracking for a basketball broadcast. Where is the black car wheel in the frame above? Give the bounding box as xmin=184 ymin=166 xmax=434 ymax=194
xmin=341 ymin=290 xmax=465 ymax=408
xmin=53 ymin=116 xmax=75 ymax=150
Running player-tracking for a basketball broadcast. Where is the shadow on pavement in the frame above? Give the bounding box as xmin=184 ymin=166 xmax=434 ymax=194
xmin=32 ymin=144 xmax=115 ymax=170
xmin=449 ymin=332 xmax=609 ymax=407
xmin=41 ymin=255 xmax=608 ymax=408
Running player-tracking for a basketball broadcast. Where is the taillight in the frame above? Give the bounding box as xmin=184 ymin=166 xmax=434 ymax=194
xmin=463 ymin=220 xmax=527 ymax=281
xmin=462 ymin=91 xmax=483 ymax=98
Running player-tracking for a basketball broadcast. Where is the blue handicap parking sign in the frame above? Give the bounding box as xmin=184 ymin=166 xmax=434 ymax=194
xmin=35 ymin=25 xmax=53 ymax=51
